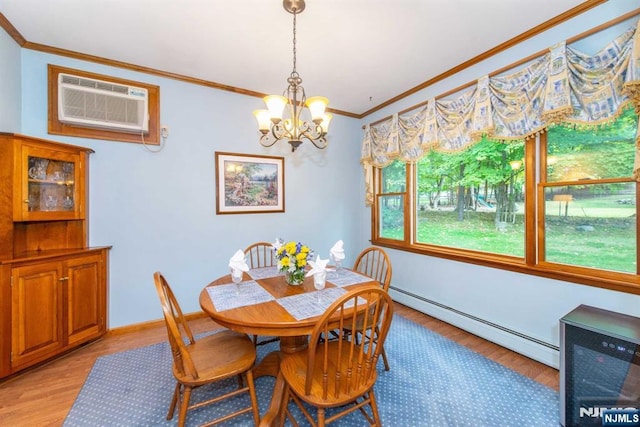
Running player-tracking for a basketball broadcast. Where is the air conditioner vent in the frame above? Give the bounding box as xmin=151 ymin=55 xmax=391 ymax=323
xmin=58 ymin=73 xmax=149 ymax=133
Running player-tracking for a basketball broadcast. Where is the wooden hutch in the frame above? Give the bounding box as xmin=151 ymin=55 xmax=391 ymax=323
xmin=0 ymin=133 xmax=110 ymax=379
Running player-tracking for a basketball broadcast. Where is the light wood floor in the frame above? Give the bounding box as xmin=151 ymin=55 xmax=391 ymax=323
xmin=0 ymin=303 xmax=559 ymax=426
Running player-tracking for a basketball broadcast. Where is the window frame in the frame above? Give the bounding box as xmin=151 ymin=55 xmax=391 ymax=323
xmin=48 ymin=64 xmax=161 ymax=145
xmin=374 ymin=161 xmax=410 ymax=246
xmin=371 ymin=134 xmax=640 ymax=295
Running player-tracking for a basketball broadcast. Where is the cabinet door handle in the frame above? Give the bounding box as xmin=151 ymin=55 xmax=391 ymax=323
xmin=59 ymin=277 xmax=69 ymax=281
xmin=24 ymin=199 xmax=29 ymax=203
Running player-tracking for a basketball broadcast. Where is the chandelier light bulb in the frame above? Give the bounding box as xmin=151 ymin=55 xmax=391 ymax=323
xmin=264 ymin=95 xmax=288 ymax=123
xmin=253 ymin=110 xmax=271 ymax=133
xmin=305 ymin=96 xmax=329 ymax=123
xmin=320 ymin=113 xmax=333 ymax=134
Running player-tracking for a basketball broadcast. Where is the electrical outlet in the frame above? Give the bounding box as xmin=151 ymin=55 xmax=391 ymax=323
xmin=160 ymin=125 xmax=169 ymax=138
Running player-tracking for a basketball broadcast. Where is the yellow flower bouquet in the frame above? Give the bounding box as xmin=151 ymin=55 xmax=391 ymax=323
xmin=275 ymin=240 xmax=312 ymax=285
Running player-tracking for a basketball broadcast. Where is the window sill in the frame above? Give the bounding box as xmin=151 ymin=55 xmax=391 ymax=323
xmin=372 ymin=239 xmax=640 ymax=295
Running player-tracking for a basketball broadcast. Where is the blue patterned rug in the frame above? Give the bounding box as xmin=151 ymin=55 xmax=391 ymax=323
xmin=64 ymin=315 xmax=559 ymax=426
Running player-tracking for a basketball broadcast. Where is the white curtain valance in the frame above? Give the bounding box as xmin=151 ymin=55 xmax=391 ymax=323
xmin=361 ymin=20 xmax=640 ymax=204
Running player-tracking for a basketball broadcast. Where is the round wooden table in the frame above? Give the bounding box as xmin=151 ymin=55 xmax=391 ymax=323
xmin=199 ymin=269 xmax=378 ymax=426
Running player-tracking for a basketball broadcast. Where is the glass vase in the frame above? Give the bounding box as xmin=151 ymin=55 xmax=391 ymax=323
xmin=284 ymin=269 xmax=305 ymax=286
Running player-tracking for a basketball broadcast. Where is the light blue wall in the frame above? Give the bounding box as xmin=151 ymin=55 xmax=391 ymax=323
xmin=0 ymin=25 xmax=20 ymax=131
xmin=4 ymin=1 xmax=640 ymax=366
xmin=356 ymin=1 xmax=640 ymax=366
xmin=19 ymin=52 xmax=363 ymax=327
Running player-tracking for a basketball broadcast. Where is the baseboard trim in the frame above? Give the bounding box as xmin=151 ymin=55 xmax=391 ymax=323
xmin=390 ymin=286 xmax=560 ymax=368
xmin=107 ymin=311 xmax=209 ymax=336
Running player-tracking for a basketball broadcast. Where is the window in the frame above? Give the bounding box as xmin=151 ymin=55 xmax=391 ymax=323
xmin=377 ymin=161 xmax=407 ymax=242
xmin=372 ymin=108 xmax=639 ymax=292
xmin=540 ymin=108 xmax=637 ymax=274
xmin=415 ymin=138 xmax=525 ymax=257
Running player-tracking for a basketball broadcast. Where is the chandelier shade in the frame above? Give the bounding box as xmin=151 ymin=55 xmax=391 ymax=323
xmin=264 ymin=95 xmax=288 ymax=122
xmin=253 ymin=109 xmax=271 ymax=132
xmin=305 ymin=96 xmax=329 ymax=122
xmin=254 ymin=0 xmax=330 ymax=152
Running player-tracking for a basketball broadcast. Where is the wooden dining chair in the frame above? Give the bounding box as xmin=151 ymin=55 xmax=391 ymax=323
xmin=351 ymin=246 xmax=393 ymax=371
xmin=153 ymin=272 xmax=260 ymax=427
xmin=244 ymin=241 xmax=280 ymax=346
xmin=279 ymin=285 xmax=394 ymax=426
xmin=245 ymin=241 xmax=277 ymax=269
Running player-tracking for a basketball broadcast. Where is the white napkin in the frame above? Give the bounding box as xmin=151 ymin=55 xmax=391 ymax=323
xmin=272 ymin=237 xmax=284 ymax=252
xmin=306 ymin=255 xmax=329 ymax=277
xmin=228 ymin=249 xmax=249 ymax=272
xmin=330 ymin=240 xmax=345 ymax=262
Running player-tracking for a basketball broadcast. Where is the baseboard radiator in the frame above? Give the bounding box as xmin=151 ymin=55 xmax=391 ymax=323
xmin=390 ymin=286 xmax=559 ymax=366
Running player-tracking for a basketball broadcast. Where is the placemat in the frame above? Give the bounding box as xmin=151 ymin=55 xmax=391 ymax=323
xmin=276 ymin=287 xmax=354 ymax=320
xmin=206 ymin=280 xmax=275 ymax=311
xmin=248 ymin=266 xmax=281 ymax=280
xmin=328 ymin=270 xmax=375 ymax=287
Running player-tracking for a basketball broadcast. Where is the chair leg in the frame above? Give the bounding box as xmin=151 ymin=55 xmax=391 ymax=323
xmin=253 ymin=334 xmax=280 ymax=346
xmin=278 ymin=385 xmax=291 ymax=427
xmin=368 ymin=389 xmax=382 ymax=426
xmin=287 ymin=410 xmax=300 ymax=427
xmin=375 ymin=326 xmax=390 ymax=371
xmin=317 ymin=407 xmax=326 ymax=427
xmin=167 ymin=382 xmax=181 ymax=420
xmin=177 ymin=385 xmax=192 ymax=427
xmin=246 ymin=371 xmax=261 ymax=426
xmin=380 ymin=344 xmax=390 ymax=371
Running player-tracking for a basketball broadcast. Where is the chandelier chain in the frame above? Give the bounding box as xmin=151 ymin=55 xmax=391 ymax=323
xmin=292 ymin=9 xmax=297 ymax=74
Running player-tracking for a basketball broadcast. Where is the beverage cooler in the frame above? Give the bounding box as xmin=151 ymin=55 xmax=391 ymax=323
xmin=560 ymin=305 xmax=640 ymax=426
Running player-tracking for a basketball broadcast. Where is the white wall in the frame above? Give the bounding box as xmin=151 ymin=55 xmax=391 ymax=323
xmin=0 ymin=26 xmax=20 ymax=131
xmin=356 ymin=1 xmax=640 ymax=368
xmin=18 ymin=52 xmax=364 ymax=328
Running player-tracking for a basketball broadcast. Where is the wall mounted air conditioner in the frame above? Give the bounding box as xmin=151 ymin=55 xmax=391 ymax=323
xmin=58 ymin=73 xmax=149 ymax=134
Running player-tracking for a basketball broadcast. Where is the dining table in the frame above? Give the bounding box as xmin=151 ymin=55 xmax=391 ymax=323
xmin=199 ymin=265 xmax=380 ymax=426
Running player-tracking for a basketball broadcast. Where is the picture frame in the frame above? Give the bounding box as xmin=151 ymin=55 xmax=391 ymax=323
xmin=215 ymin=152 xmax=285 ymax=214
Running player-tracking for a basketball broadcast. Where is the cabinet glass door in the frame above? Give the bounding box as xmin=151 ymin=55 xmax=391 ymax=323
xmin=18 ymin=146 xmax=83 ymax=221
xmin=27 ymin=156 xmax=76 ymax=213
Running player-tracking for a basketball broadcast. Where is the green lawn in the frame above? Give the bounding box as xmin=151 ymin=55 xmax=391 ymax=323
xmin=381 ymin=195 xmax=636 ymax=273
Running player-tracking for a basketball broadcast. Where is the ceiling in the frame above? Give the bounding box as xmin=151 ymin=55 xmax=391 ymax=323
xmin=0 ymin=0 xmax=592 ymax=117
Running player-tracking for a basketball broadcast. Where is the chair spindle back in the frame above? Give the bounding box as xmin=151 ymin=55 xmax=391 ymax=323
xmin=306 ymin=286 xmax=393 ymax=399
xmin=353 ymin=247 xmax=392 ymax=291
xmin=244 ymin=242 xmax=276 ymax=269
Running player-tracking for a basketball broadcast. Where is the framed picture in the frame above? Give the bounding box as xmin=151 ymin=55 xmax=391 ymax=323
xmin=215 ymin=152 xmax=285 ymax=214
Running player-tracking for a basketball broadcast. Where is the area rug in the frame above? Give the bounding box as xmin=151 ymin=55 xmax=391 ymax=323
xmin=64 ymin=315 xmax=559 ymax=426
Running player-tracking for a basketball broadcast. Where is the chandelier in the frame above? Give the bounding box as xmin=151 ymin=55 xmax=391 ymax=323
xmin=253 ymin=0 xmax=332 ymax=152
